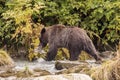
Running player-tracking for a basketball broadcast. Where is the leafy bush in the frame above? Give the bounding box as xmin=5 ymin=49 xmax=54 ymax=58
xmin=0 ymin=0 xmax=44 ymax=59
xmin=0 ymin=0 xmax=120 ymax=60
xmin=39 ymin=0 xmax=120 ymax=51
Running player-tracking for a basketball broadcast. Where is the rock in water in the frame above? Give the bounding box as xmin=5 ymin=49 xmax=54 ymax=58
xmin=55 ymin=61 xmax=85 ymax=70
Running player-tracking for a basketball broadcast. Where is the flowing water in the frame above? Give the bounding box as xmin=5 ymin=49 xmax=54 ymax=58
xmin=0 ymin=58 xmax=97 ymax=80
xmin=14 ymin=58 xmax=95 ymax=73
xmin=14 ymin=58 xmax=58 ymax=74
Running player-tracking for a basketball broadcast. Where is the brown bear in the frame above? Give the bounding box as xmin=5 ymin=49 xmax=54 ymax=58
xmin=39 ymin=24 xmax=101 ymax=61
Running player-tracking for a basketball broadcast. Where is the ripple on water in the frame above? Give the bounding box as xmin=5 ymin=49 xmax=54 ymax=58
xmin=14 ymin=58 xmax=58 ymax=74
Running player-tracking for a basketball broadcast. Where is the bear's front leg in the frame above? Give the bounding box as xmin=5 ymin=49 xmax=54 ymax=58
xmin=45 ymin=46 xmax=58 ymax=61
xmin=69 ymin=50 xmax=80 ymax=61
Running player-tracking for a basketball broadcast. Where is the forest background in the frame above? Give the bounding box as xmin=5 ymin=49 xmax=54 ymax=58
xmin=0 ymin=0 xmax=120 ymax=60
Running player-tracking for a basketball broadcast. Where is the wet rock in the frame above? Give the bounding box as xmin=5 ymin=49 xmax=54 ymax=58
xmin=55 ymin=61 xmax=79 ymax=70
xmin=0 ymin=68 xmax=33 ymax=78
xmin=0 ymin=67 xmax=51 ymax=78
xmin=33 ymin=68 xmax=51 ymax=77
xmin=55 ymin=61 xmax=88 ymax=70
xmin=0 ymin=70 xmax=15 ymax=77
xmin=56 ymin=63 xmax=90 ymax=74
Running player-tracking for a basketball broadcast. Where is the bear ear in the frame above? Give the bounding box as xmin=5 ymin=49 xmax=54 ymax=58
xmin=41 ymin=28 xmax=46 ymax=34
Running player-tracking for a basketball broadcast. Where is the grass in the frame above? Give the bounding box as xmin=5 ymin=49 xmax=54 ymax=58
xmin=0 ymin=50 xmax=14 ymax=66
xmin=91 ymin=59 xmax=120 ymax=80
xmin=91 ymin=42 xmax=120 ymax=80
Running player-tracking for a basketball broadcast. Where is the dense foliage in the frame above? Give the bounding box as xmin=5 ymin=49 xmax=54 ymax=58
xmin=0 ymin=0 xmax=120 ymax=59
xmin=0 ymin=0 xmax=44 ymax=59
xmin=39 ymin=0 xmax=120 ymax=51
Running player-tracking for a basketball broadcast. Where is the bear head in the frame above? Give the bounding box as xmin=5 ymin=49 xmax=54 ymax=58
xmin=39 ymin=28 xmax=48 ymax=48
xmin=35 ymin=27 xmax=49 ymax=54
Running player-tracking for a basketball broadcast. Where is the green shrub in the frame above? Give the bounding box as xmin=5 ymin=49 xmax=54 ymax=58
xmin=0 ymin=0 xmax=120 ymax=60
xmin=39 ymin=0 xmax=120 ymax=51
xmin=0 ymin=0 xmax=44 ymax=59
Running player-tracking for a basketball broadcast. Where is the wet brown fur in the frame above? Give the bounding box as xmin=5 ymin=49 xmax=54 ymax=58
xmin=40 ymin=24 xmax=101 ymax=61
